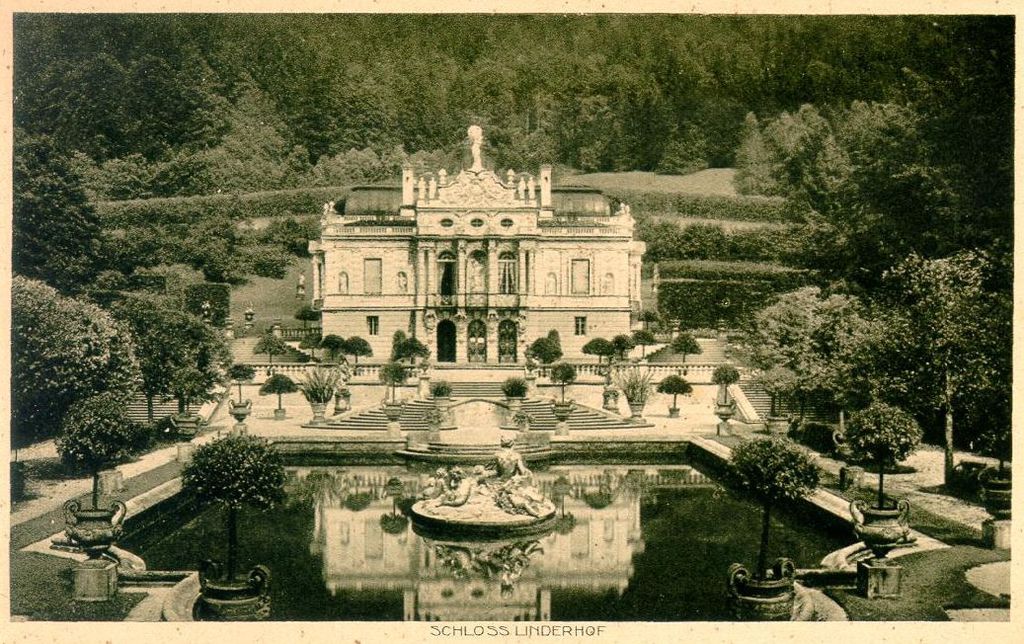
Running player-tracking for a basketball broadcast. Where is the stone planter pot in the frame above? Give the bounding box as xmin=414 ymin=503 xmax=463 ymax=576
xmin=334 ymin=390 xmax=351 ymax=415
xmin=726 ymin=558 xmax=796 ymax=621
xmin=197 ymin=563 xmax=271 ymax=621
xmin=309 ymin=402 xmax=328 ymax=425
xmin=229 ymin=401 xmax=251 ymax=425
xmin=552 ymin=401 xmax=574 ymax=423
xmin=667 ymin=406 xmax=680 ymax=418
xmin=63 ymin=499 xmax=127 ymax=558
xmin=850 ymin=499 xmax=911 ymax=559
xmin=627 ymin=401 xmax=646 ymax=420
xmin=172 ymin=413 xmax=203 ymax=437
xmin=383 ymin=402 xmax=404 ymax=422
xmin=602 ymin=386 xmax=620 ymax=412
xmin=981 ymin=470 xmax=1011 ymax=520
xmin=714 ymin=403 xmax=735 ymax=421
xmin=273 ymin=408 xmax=286 ymax=421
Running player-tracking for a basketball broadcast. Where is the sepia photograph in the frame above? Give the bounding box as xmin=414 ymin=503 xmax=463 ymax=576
xmin=4 ymin=5 xmax=1016 ymax=639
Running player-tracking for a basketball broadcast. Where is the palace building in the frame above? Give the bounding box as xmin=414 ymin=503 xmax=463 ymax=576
xmin=309 ymin=126 xmax=645 ymax=364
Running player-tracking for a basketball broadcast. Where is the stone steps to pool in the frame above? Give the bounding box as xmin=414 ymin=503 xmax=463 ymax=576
xmin=323 ymin=397 xmax=646 ymax=432
xmin=738 ymin=379 xmax=836 ymax=424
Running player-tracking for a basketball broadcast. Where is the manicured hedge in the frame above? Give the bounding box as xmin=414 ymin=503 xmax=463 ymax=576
xmin=659 ymin=279 xmax=793 ymax=329
xmin=97 ymin=186 xmax=350 ymax=227
xmin=658 ymin=260 xmax=812 ymax=287
xmin=607 ymin=189 xmax=791 ymax=223
xmin=183 ymin=282 xmax=231 ymax=327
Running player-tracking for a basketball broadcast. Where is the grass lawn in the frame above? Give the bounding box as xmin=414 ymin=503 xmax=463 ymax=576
xmin=230 ymin=257 xmax=312 ymax=335
xmin=10 ymin=551 xmax=146 ymax=620
xmin=825 ymin=546 xmax=1010 ymax=620
xmin=565 ymin=168 xmax=740 ymax=196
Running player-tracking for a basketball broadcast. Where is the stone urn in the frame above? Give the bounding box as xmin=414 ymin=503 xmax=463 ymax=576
xmin=309 ymin=402 xmax=328 ymax=425
xmin=63 ymin=499 xmax=127 ymax=558
xmin=850 ymin=499 xmax=911 ymax=559
xmin=602 ymin=386 xmax=620 ymax=412
xmin=229 ymin=400 xmax=251 ymax=425
xmin=333 ymin=389 xmax=351 ymax=415
xmin=981 ymin=469 xmax=1012 ymax=520
xmin=765 ymin=415 xmax=789 ymax=435
xmin=726 ymin=558 xmax=796 ymax=621
xmin=383 ymin=401 xmax=404 ymax=422
xmin=197 ymin=561 xmax=271 ymax=621
xmin=552 ymin=401 xmax=574 ymax=423
xmin=627 ymin=400 xmax=646 ymax=421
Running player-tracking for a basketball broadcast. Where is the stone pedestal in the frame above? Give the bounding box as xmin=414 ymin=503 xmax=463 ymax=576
xmin=74 ymin=558 xmax=118 ymax=602
xmin=98 ymin=470 xmax=124 ymax=496
xmin=387 ymin=421 xmax=402 ymax=438
xmin=716 ymin=420 xmax=731 ymax=436
xmin=857 ymin=559 xmax=903 ymax=599
xmin=418 ymin=375 xmax=431 ymax=398
xmin=555 ymin=421 xmax=570 ymax=436
xmin=176 ymin=442 xmax=195 ymax=464
xmin=839 ymin=466 xmax=865 ymax=491
xmin=231 ymin=423 xmax=248 ymax=437
xmin=525 ymin=374 xmax=537 ymax=396
xmin=983 ymin=519 xmax=1012 ymax=550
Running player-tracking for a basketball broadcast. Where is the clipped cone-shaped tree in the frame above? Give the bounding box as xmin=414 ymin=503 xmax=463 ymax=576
xmin=260 ymin=373 xmax=297 ymax=416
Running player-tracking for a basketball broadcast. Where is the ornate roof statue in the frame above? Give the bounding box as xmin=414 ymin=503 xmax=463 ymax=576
xmin=468 ymin=124 xmax=484 ymax=173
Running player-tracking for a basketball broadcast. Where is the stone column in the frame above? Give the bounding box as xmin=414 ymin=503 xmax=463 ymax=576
xmin=487 ymin=240 xmax=498 ymax=296
xmin=456 ymin=317 xmax=467 ymax=363
xmin=457 ymin=241 xmax=467 ymax=309
xmin=312 ymin=256 xmax=322 ymax=301
xmin=486 ymin=315 xmax=499 ymax=364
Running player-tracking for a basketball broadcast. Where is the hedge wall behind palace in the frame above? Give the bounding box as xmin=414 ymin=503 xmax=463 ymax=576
xmin=605 ymin=189 xmax=791 ymax=223
xmin=96 ymin=186 xmax=350 ymax=227
xmin=656 ymin=261 xmax=815 ymax=328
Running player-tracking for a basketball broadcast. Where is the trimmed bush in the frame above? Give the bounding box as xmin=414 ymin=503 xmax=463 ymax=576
xmin=659 ymin=280 xmax=796 ymax=329
xmin=430 ymin=380 xmax=452 ymax=398
xmin=527 ymin=330 xmax=563 ymax=364
xmin=502 ymin=377 xmax=529 ymax=399
xmin=608 ymin=190 xmax=790 ymax=223
xmin=96 ymin=186 xmax=350 ymax=227
xmin=846 ymin=402 xmax=922 ymax=508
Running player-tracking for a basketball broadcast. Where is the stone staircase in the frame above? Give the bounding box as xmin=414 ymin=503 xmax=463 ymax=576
xmin=447 ymin=381 xmax=507 ymax=398
xmin=325 ymin=397 xmax=643 ymax=432
xmin=125 ymin=397 xmax=181 ymax=424
xmin=737 ymin=379 xmax=836 ymax=424
xmin=647 ymin=337 xmax=729 ymax=363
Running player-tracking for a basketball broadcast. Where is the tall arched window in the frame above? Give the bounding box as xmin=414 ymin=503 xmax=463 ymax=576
xmin=437 ymin=251 xmax=456 ymax=304
xmin=498 ymin=252 xmax=517 ymax=294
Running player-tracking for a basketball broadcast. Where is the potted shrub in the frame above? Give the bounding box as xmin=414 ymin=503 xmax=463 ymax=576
xmin=343 ymin=336 xmax=373 ymax=370
xmin=727 ymin=436 xmax=819 ymax=620
xmin=259 ymin=373 xmax=297 ymax=421
xmin=611 ymin=334 xmax=636 ymax=362
xmin=379 ymin=361 xmax=408 ymax=422
xmin=333 ymin=384 xmax=351 ymax=415
xmin=182 ymin=435 xmax=285 ymax=621
xmin=657 ymin=374 xmax=692 ymax=418
xmin=755 ymin=366 xmax=797 ymax=434
xmin=430 ymin=380 xmax=453 ymax=402
xmin=319 ymin=334 xmax=347 ymax=364
xmin=632 ymin=329 xmax=657 ymax=359
xmin=671 ymin=332 xmax=702 ymax=366
xmin=227 ymin=364 xmax=256 ymax=424
xmin=549 ymin=363 xmax=578 ymax=424
xmin=976 ymin=425 xmax=1011 ymax=520
xmin=299 ymin=368 xmax=342 ymax=425
xmin=712 ymin=365 xmax=741 ymax=420
xmin=513 ymin=411 xmax=533 ymax=433
xmin=845 ymin=402 xmax=921 ymax=559
xmin=615 ymin=367 xmax=654 ymax=421
xmin=57 ymin=393 xmax=140 ymax=557
xmin=502 ymin=376 xmax=528 ymax=412
xmin=582 ymin=337 xmax=615 ymax=383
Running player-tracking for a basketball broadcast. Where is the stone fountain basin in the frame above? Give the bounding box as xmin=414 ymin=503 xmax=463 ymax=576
xmin=410 ymin=497 xmax=556 ymax=540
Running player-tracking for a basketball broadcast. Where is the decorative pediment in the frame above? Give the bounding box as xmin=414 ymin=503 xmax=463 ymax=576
xmin=423 ymin=170 xmax=531 ymax=209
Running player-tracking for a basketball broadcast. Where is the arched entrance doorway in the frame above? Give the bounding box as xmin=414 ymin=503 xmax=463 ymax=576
xmin=467 ymin=319 xmax=487 ymax=363
xmin=498 ymin=319 xmax=517 ymax=363
xmin=437 ymin=320 xmax=456 ymax=363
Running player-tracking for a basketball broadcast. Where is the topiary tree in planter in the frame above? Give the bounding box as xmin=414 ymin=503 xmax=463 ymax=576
xmin=756 ymin=366 xmax=798 ymax=433
xmin=671 ymin=332 xmax=702 ymax=364
xmin=253 ymin=332 xmax=289 ymax=367
xmin=549 ymin=363 xmax=577 ymax=404
xmin=344 ymin=336 xmax=373 ymax=367
xmin=430 ymin=380 xmax=453 ymax=399
xmin=657 ymin=375 xmax=692 ymax=418
xmin=182 ymin=435 xmax=285 ymax=620
xmin=379 ymin=361 xmax=408 ymax=404
xmin=582 ymin=337 xmax=616 ymax=384
xmin=319 ymin=334 xmax=347 ymax=364
xmin=527 ymin=330 xmax=563 ymax=365
xmin=727 ymin=436 xmax=819 ymax=620
xmin=846 ymin=402 xmax=921 ymax=561
xmin=259 ymin=373 xmax=297 ymax=420
xmin=632 ymin=329 xmax=657 ymax=359
xmin=611 ymin=334 xmax=636 ymax=361
xmin=227 ymin=364 xmax=256 ymax=405
xmin=57 ymin=392 xmax=141 ymax=557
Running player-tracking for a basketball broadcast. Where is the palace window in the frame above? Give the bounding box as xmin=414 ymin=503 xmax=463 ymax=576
xmin=571 ymin=259 xmax=591 ymax=295
xmin=498 ymin=252 xmax=517 ymax=294
xmin=575 ymin=317 xmax=587 ymax=336
xmin=367 ymin=316 xmax=379 ymax=336
xmin=364 ymin=258 xmax=382 ymax=294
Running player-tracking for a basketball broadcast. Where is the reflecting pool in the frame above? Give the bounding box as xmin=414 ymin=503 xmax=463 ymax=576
xmin=125 ymin=463 xmax=849 ymax=621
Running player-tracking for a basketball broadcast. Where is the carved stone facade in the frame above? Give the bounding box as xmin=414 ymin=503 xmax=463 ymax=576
xmin=310 ymin=127 xmax=645 ymax=364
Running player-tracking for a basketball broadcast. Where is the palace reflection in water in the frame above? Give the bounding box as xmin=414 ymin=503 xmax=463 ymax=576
xmin=292 ymin=465 xmax=713 ymax=621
